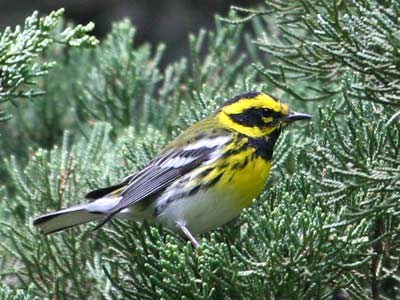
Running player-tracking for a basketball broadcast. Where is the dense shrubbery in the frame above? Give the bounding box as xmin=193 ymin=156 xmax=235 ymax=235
xmin=1 ymin=2 xmax=399 ymax=299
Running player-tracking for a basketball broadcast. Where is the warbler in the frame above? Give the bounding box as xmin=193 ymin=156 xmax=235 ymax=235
xmin=33 ymin=92 xmax=311 ymax=247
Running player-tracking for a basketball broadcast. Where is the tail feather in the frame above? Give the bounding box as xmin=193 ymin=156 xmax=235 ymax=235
xmin=33 ymin=204 xmax=104 ymax=235
xmin=33 ymin=186 xmax=125 ymax=235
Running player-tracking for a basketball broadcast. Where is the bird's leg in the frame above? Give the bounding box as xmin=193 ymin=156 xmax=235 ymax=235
xmin=180 ymin=224 xmax=200 ymax=248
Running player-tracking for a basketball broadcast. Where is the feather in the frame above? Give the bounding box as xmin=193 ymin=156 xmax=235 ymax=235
xmin=33 ymin=204 xmax=101 ymax=235
xmin=92 ymin=144 xmax=223 ymax=230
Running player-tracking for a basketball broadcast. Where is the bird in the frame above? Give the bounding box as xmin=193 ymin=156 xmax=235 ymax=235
xmin=33 ymin=92 xmax=311 ymax=247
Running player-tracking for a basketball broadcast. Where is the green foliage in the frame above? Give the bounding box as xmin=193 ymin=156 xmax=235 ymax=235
xmin=304 ymin=99 xmax=400 ymax=299
xmin=0 ymin=9 xmax=97 ymax=187
xmin=0 ymin=284 xmax=38 ymax=300
xmin=227 ymin=1 xmax=400 ymax=108
xmin=75 ymin=20 xmax=173 ymax=130
xmin=0 ymin=8 xmax=98 ymax=120
xmin=1 ymin=2 xmax=399 ymax=299
xmin=1 ymin=124 xmax=123 ymax=299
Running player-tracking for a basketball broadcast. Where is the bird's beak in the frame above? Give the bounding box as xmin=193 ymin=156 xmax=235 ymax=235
xmin=285 ymin=111 xmax=312 ymax=122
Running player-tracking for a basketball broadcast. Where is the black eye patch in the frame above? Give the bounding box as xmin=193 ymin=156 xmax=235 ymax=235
xmin=229 ymin=108 xmax=282 ymax=127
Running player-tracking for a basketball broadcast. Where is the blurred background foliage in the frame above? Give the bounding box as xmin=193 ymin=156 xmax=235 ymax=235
xmin=0 ymin=1 xmax=399 ymax=299
xmin=0 ymin=0 xmax=258 ymax=65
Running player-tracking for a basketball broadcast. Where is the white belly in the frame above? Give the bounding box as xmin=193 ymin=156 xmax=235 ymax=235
xmin=153 ymin=187 xmax=244 ymax=235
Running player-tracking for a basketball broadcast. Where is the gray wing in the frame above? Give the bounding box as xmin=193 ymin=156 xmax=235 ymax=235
xmin=120 ymin=148 xmax=212 ymax=209
xmin=93 ymin=146 xmax=219 ymax=229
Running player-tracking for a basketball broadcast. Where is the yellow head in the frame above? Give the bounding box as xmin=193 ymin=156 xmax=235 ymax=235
xmin=217 ymin=92 xmax=311 ymax=138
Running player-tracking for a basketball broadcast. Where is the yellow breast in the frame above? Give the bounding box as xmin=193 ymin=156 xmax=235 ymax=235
xmin=202 ymin=148 xmax=272 ymax=209
xmin=228 ymin=157 xmax=271 ymax=207
xmin=223 ymin=152 xmax=271 ymax=208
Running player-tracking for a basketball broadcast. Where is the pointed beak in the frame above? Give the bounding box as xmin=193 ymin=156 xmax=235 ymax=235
xmin=286 ymin=111 xmax=312 ymax=122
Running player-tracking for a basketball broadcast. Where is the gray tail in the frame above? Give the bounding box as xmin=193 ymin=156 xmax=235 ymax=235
xmin=33 ymin=204 xmax=104 ymax=235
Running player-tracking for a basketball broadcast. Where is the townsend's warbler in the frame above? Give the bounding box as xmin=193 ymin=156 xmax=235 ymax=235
xmin=33 ymin=92 xmax=311 ymax=247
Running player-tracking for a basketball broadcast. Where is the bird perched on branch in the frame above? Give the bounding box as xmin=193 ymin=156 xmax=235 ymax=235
xmin=33 ymin=92 xmax=311 ymax=247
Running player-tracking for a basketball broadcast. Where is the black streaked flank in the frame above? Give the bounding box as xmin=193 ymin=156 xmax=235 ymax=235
xmin=222 ymin=92 xmax=261 ymax=107
xmin=204 ymin=172 xmax=224 ymax=188
xmin=231 ymin=156 xmax=249 ymax=170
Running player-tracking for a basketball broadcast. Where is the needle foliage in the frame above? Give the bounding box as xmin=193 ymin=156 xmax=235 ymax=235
xmin=1 ymin=1 xmax=399 ymax=299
